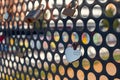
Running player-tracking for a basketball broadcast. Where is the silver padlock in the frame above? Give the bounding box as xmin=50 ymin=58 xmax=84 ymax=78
xmin=3 ymin=4 xmax=13 ymax=21
xmin=3 ymin=12 xmax=9 ymax=20
xmin=65 ymin=42 xmax=82 ymax=63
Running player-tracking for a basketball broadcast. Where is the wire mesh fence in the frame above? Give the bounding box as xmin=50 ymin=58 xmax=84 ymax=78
xmin=0 ymin=0 xmax=120 ymax=80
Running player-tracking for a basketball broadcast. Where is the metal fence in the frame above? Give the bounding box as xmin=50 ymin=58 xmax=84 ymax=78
xmin=0 ymin=0 xmax=120 ymax=80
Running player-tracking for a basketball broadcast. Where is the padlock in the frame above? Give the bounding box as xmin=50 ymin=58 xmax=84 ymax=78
xmin=65 ymin=42 xmax=82 ymax=63
xmin=24 ymin=4 xmax=44 ymax=23
xmin=62 ymin=0 xmax=78 ymax=17
xmin=3 ymin=3 xmax=13 ymax=21
xmin=3 ymin=12 xmax=13 ymax=21
xmin=3 ymin=12 xmax=9 ymax=20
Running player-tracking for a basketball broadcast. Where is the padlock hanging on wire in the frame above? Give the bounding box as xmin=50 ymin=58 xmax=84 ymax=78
xmin=3 ymin=2 xmax=13 ymax=21
xmin=24 ymin=4 xmax=45 ymax=23
xmin=65 ymin=42 xmax=82 ymax=63
xmin=62 ymin=0 xmax=78 ymax=17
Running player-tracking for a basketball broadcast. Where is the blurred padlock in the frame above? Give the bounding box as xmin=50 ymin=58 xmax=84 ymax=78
xmin=25 ymin=4 xmax=44 ymax=23
xmin=3 ymin=3 xmax=13 ymax=21
xmin=3 ymin=12 xmax=13 ymax=21
xmin=62 ymin=0 xmax=78 ymax=17
xmin=3 ymin=12 xmax=9 ymax=20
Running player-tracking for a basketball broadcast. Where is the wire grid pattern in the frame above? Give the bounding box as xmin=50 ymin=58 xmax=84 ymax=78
xmin=0 ymin=0 xmax=120 ymax=80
